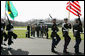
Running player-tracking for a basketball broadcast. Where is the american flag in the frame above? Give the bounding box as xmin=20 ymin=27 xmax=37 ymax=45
xmin=66 ymin=1 xmax=81 ymax=16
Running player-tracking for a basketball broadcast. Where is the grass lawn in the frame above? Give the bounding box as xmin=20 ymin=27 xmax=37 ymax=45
xmin=13 ymin=27 xmax=84 ymax=40
xmin=14 ymin=26 xmax=27 ymax=28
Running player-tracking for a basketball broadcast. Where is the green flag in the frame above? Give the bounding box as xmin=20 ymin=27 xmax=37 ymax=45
xmin=6 ymin=1 xmax=18 ymax=20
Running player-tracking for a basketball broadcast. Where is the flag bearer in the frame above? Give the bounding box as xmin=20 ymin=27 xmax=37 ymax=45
xmin=73 ymin=18 xmax=83 ymax=54
xmin=62 ymin=18 xmax=71 ymax=53
xmin=6 ymin=21 xmax=17 ymax=50
xmin=1 ymin=19 xmax=7 ymax=48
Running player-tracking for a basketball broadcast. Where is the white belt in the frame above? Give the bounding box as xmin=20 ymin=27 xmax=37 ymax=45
xmin=63 ymin=30 xmax=68 ymax=31
xmin=8 ymin=29 xmax=13 ymax=32
xmin=52 ymin=31 xmax=57 ymax=32
xmin=1 ymin=28 xmax=3 ymax=31
xmin=74 ymin=30 xmax=78 ymax=32
xmin=8 ymin=30 xmax=13 ymax=32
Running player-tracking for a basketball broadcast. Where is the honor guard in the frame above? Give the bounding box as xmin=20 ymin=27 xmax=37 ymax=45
xmin=1 ymin=19 xmax=7 ymax=48
xmin=1 ymin=19 xmax=5 ymax=49
xmin=6 ymin=21 xmax=17 ymax=50
xmin=62 ymin=18 xmax=71 ymax=53
xmin=73 ymin=18 xmax=83 ymax=54
xmin=51 ymin=19 xmax=61 ymax=52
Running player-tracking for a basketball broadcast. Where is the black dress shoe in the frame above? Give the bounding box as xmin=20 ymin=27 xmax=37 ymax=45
xmin=51 ymin=50 xmax=57 ymax=53
xmin=8 ymin=48 xmax=12 ymax=50
xmin=11 ymin=41 xmax=14 ymax=43
xmin=54 ymin=46 xmax=56 ymax=48
xmin=3 ymin=43 xmax=7 ymax=46
xmin=51 ymin=50 xmax=55 ymax=52
xmin=63 ymin=51 xmax=69 ymax=54
xmin=75 ymin=52 xmax=82 ymax=54
xmin=1 ymin=46 xmax=3 ymax=49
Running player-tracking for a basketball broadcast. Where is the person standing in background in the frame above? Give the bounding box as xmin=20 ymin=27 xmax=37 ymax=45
xmin=27 ymin=24 xmax=30 ymax=38
xmin=45 ymin=25 xmax=48 ymax=39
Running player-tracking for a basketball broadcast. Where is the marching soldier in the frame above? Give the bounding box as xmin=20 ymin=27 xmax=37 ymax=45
xmin=62 ymin=18 xmax=71 ymax=53
xmin=51 ymin=19 xmax=61 ymax=52
xmin=73 ymin=18 xmax=83 ymax=54
xmin=6 ymin=20 xmax=17 ymax=50
xmin=1 ymin=19 xmax=7 ymax=48
xmin=1 ymin=19 xmax=5 ymax=49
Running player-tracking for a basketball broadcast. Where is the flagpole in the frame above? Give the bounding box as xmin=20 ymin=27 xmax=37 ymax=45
xmin=68 ymin=10 xmax=70 ymax=19
xmin=6 ymin=1 xmax=11 ymax=24
xmin=5 ymin=1 xmax=7 ymax=21
xmin=68 ymin=1 xmax=70 ymax=19
xmin=77 ymin=1 xmax=82 ymax=26
xmin=5 ymin=1 xmax=8 ymax=23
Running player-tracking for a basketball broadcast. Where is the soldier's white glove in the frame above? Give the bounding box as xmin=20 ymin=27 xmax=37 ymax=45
xmin=10 ymin=28 xmax=14 ymax=31
xmin=1 ymin=28 xmax=3 ymax=31
xmin=54 ymin=37 xmax=56 ymax=39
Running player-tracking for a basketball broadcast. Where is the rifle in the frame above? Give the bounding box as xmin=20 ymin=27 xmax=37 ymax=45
xmin=49 ymin=14 xmax=62 ymax=26
xmin=49 ymin=14 xmax=53 ymax=19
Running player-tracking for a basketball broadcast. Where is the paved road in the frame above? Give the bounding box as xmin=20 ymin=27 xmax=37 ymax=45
xmin=1 ymin=38 xmax=84 ymax=55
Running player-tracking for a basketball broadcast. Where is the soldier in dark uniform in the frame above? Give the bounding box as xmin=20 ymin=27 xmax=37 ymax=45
xmin=31 ymin=25 xmax=32 ymax=36
xmin=1 ymin=19 xmax=7 ymax=48
xmin=62 ymin=18 xmax=71 ymax=53
xmin=27 ymin=24 xmax=30 ymax=38
xmin=6 ymin=21 xmax=17 ymax=50
xmin=40 ymin=25 xmax=44 ymax=38
xmin=36 ymin=25 xmax=40 ymax=37
xmin=31 ymin=25 xmax=36 ymax=37
xmin=51 ymin=19 xmax=61 ymax=52
xmin=43 ymin=25 xmax=46 ymax=36
xmin=1 ymin=19 xmax=5 ymax=49
xmin=45 ymin=25 xmax=48 ymax=39
xmin=73 ymin=18 xmax=83 ymax=54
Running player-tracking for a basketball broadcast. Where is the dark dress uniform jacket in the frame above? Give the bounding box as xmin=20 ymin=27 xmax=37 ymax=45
xmin=73 ymin=23 xmax=82 ymax=37
xmin=51 ymin=24 xmax=59 ymax=37
xmin=6 ymin=24 xmax=17 ymax=39
xmin=62 ymin=23 xmax=71 ymax=37
xmin=1 ymin=22 xmax=5 ymax=31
